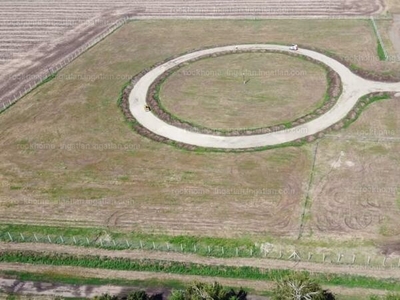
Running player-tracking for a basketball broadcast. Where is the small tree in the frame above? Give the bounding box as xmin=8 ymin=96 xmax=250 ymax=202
xmin=92 ymin=290 xmax=161 ymax=300
xmin=382 ymin=294 xmax=400 ymax=300
xmin=93 ymin=294 xmax=119 ymax=300
xmin=169 ymin=290 xmax=186 ymax=300
xmin=127 ymin=290 xmax=163 ymax=300
xmin=169 ymin=281 xmax=247 ymax=300
xmin=272 ymin=273 xmax=335 ymax=300
xmin=127 ymin=291 xmax=151 ymax=300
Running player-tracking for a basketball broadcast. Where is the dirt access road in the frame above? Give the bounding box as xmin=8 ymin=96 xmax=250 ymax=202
xmin=0 ymin=263 xmax=389 ymax=298
xmin=1 ymin=242 xmax=400 ymax=281
xmin=0 ymin=269 xmax=272 ymax=300
xmin=130 ymin=44 xmax=400 ymax=149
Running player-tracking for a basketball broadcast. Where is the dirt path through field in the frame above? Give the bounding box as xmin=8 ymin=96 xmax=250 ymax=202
xmin=1 ymin=242 xmax=400 ymax=280
xmin=0 ymin=263 xmax=388 ymax=298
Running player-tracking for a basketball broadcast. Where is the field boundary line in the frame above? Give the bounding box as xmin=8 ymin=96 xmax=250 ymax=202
xmin=0 ymin=243 xmax=400 ymax=279
xmin=297 ymin=141 xmax=319 ymax=239
xmin=0 ymin=16 xmax=132 ymax=114
xmin=1 ymin=238 xmax=400 ymax=270
xmin=370 ymin=16 xmax=388 ymax=61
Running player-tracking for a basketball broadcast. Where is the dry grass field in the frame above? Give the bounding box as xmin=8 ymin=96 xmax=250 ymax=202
xmin=0 ymin=0 xmax=386 ymax=109
xmin=0 ymin=20 xmax=399 ymax=248
xmin=385 ymin=0 xmax=400 ymax=13
xmin=160 ymin=52 xmax=327 ymax=130
xmin=305 ymin=95 xmax=400 ymax=246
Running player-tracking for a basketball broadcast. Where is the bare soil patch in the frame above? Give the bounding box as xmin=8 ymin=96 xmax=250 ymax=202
xmin=381 ymin=240 xmax=400 ymax=256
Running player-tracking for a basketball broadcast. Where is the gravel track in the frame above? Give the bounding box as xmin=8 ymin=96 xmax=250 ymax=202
xmin=129 ymin=44 xmax=400 ymax=149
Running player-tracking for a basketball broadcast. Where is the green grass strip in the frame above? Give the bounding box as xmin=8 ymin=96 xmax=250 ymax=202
xmin=377 ymin=40 xmax=387 ymax=61
xmin=0 ymin=223 xmax=256 ymax=250
xmin=0 ymin=223 xmax=377 ymax=259
xmin=1 ymin=251 xmax=400 ymax=292
xmin=0 ymin=270 xmax=186 ymax=291
xmin=343 ymin=93 xmax=391 ymax=128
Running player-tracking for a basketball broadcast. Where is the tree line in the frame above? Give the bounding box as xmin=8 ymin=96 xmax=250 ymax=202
xmin=93 ymin=274 xmax=338 ymax=300
xmin=91 ymin=273 xmax=400 ymax=300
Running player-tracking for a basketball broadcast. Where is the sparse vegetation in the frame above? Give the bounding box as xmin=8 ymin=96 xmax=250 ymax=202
xmin=370 ymin=294 xmax=400 ymax=300
xmin=272 ymin=273 xmax=335 ymax=300
xmin=93 ymin=291 xmax=162 ymax=300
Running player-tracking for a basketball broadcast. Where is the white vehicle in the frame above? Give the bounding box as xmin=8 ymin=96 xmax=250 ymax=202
xmin=289 ymin=44 xmax=298 ymax=51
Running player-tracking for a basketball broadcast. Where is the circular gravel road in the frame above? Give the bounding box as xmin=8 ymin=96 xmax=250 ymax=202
xmin=129 ymin=44 xmax=400 ymax=149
